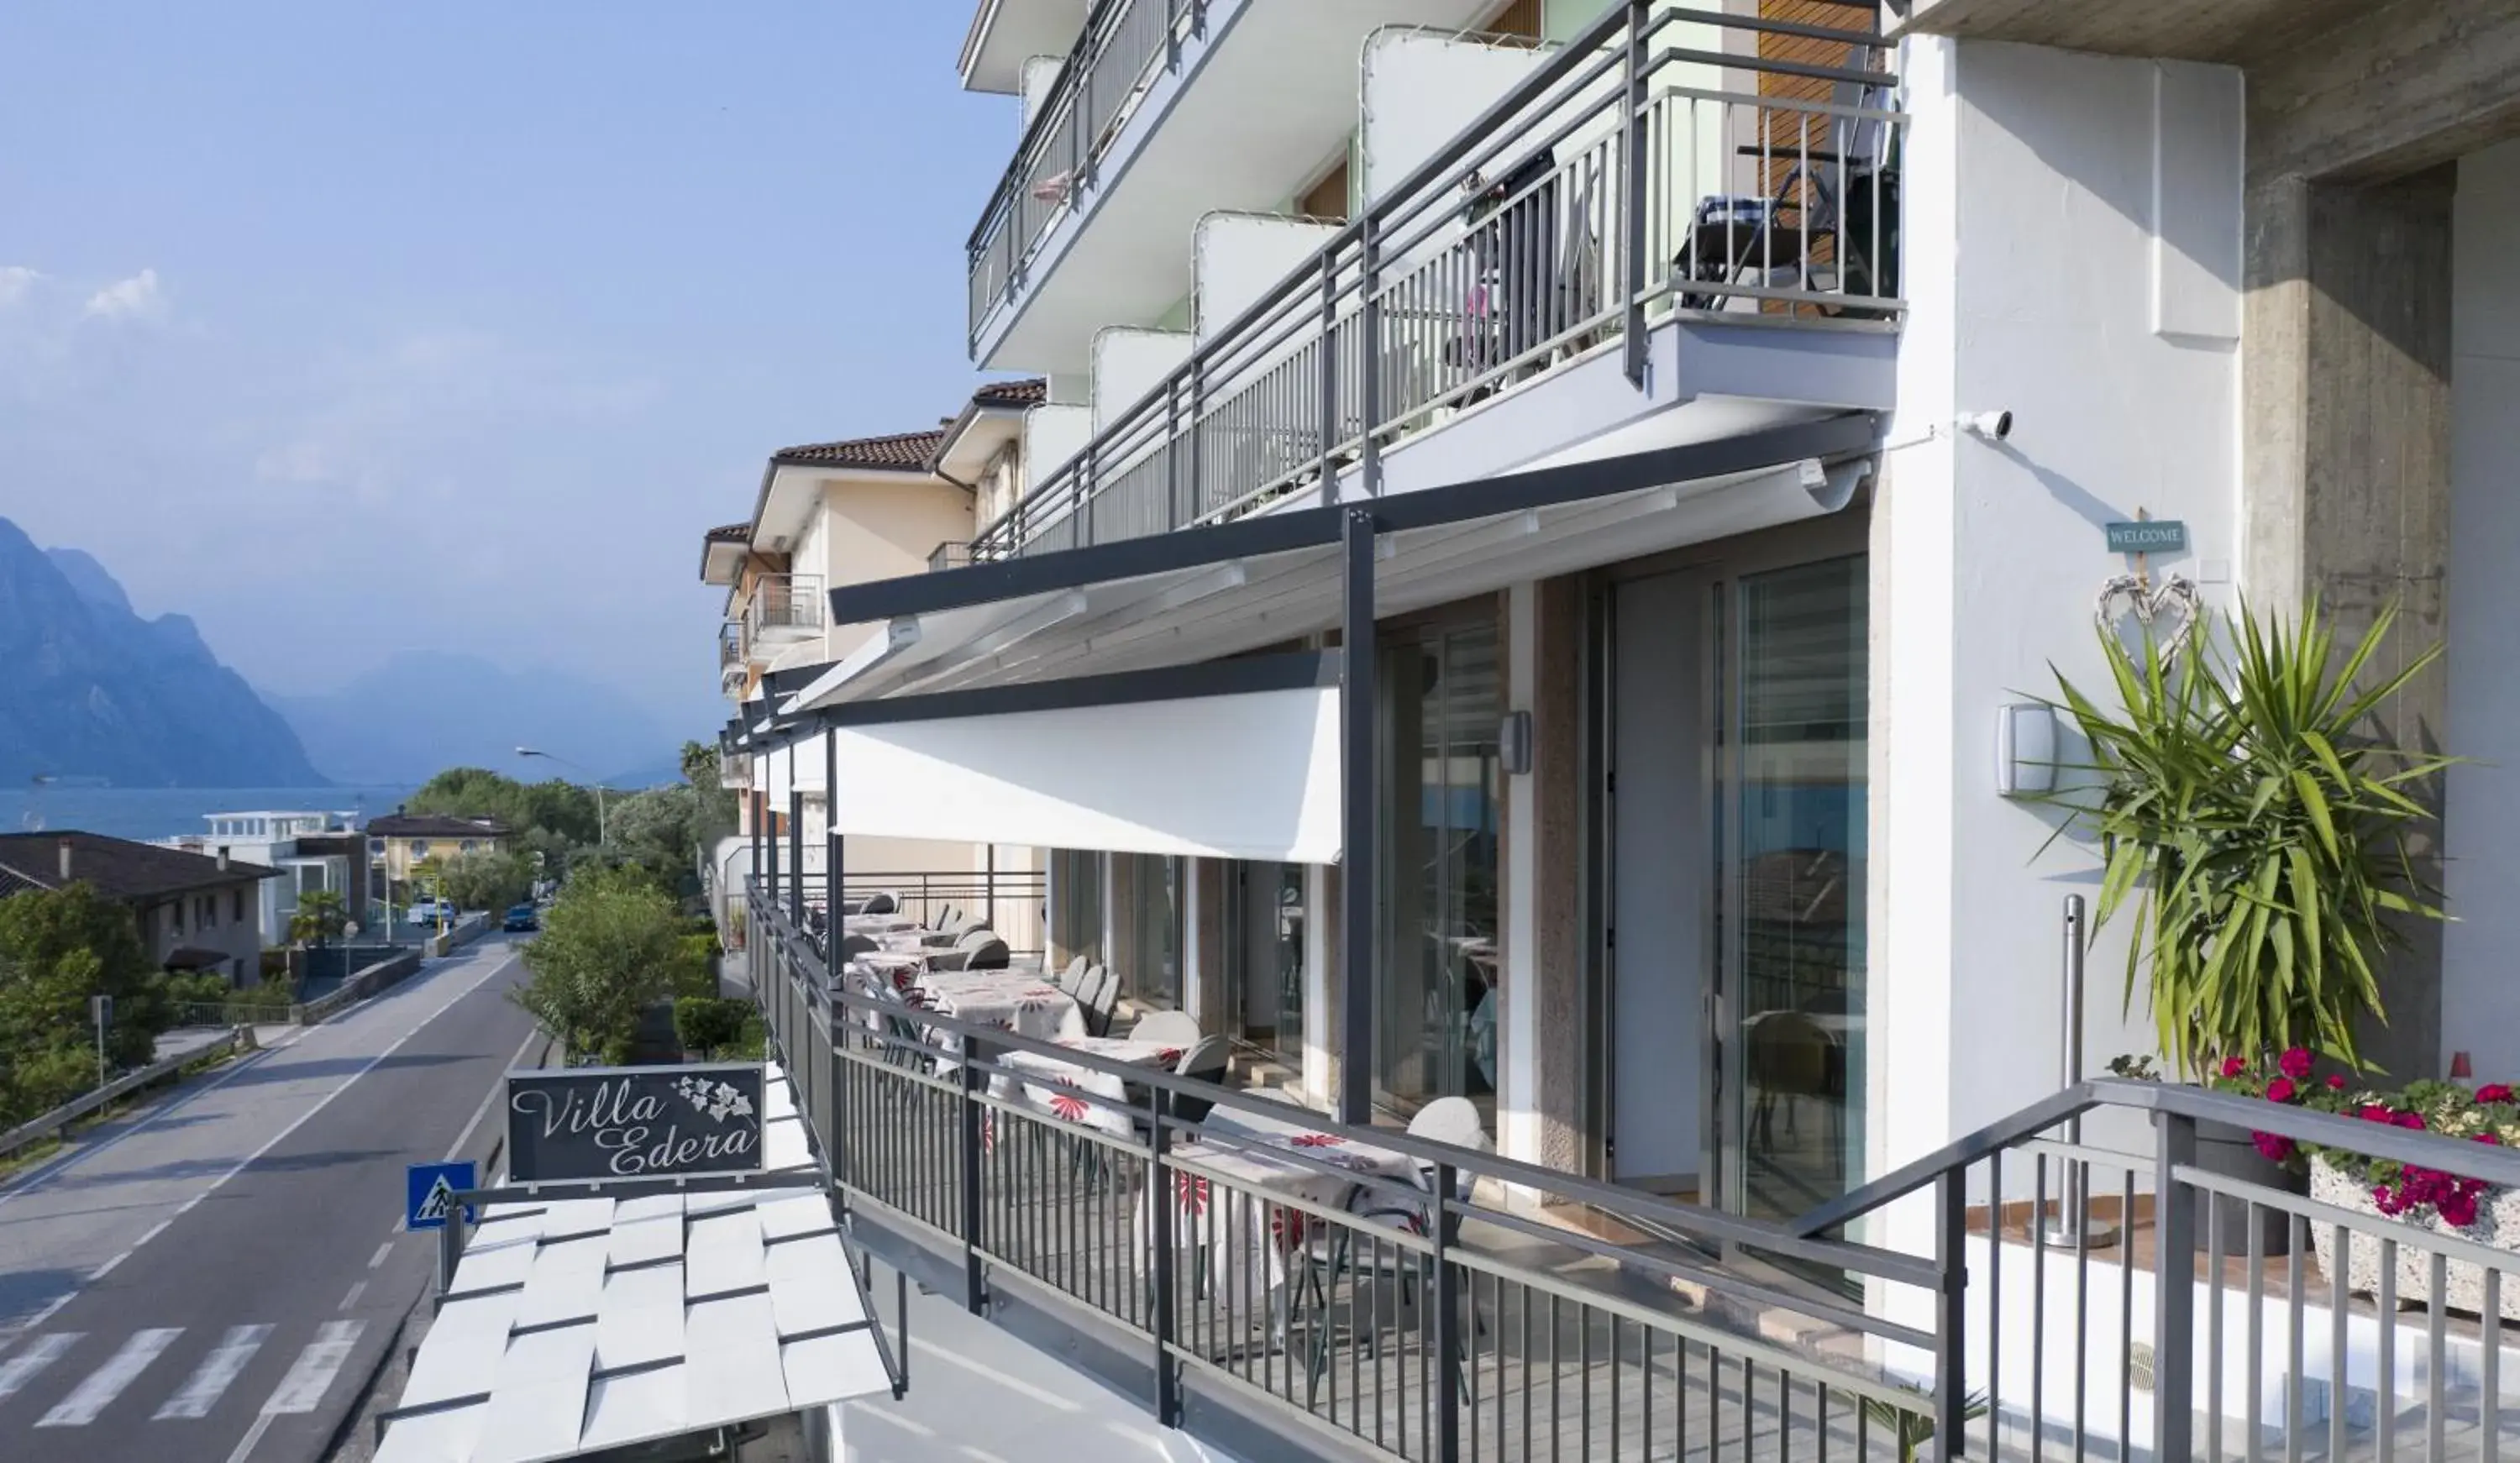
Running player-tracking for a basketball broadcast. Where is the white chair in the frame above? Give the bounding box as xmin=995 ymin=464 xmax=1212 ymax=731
xmin=1050 ymin=954 xmax=1088 ymax=989
xmin=1130 ymin=1010 xmax=1202 ymax=1048
xmin=1406 ymin=1095 xmax=1491 ymax=1154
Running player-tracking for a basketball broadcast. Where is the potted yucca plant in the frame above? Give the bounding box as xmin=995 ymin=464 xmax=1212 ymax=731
xmin=2045 ymin=600 xmax=2450 ymax=1251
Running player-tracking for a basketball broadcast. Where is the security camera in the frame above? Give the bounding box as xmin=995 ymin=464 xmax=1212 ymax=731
xmin=1958 ymin=410 xmax=2013 ymax=441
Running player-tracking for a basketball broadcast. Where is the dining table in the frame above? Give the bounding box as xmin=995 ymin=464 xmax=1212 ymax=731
xmin=988 ymin=1034 xmax=1186 ymax=1141
xmin=1144 ymin=1107 xmax=1432 ymax=1299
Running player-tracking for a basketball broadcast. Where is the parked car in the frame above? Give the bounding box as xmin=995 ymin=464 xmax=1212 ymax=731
xmin=407 ymin=897 xmax=445 ymax=924
xmin=502 ymin=902 xmax=539 ymax=933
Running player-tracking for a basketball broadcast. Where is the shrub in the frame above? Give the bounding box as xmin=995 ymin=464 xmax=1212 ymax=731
xmin=672 ymin=997 xmax=751 ymax=1060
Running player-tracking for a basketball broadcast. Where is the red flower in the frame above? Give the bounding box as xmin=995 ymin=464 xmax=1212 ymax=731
xmin=2476 ymin=1131 xmax=2503 ymax=1146
xmin=2252 ymin=1132 xmax=2297 ymax=1163
xmin=2265 ymin=1078 xmax=2297 ymax=1104
xmin=2279 ymin=1048 xmax=2314 ymax=1080
xmin=2220 ymin=1057 xmax=2250 ymax=1079
xmin=2394 ymin=1111 xmax=2427 ymax=1130
xmin=2481 ymin=1084 xmax=2516 ymax=1104
xmin=2359 ymin=1104 xmax=2396 ymax=1123
xmin=2440 ymin=1191 xmax=2481 ymax=1229
xmin=2327 ymin=1075 xmax=2349 ymax=1090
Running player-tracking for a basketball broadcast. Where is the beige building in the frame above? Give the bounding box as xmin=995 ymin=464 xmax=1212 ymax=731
xmin=364 ymin=813 xmax=512 ymax=887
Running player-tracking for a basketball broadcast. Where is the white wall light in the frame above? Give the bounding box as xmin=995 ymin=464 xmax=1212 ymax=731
xmin=1996 ymin=702 xmax=2057 ymax=797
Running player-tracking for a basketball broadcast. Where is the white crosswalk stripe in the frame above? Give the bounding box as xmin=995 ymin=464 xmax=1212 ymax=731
xmin=0 ymin=1334 xmax=81 ymax=1406
xmin=36 ymin=1327 xmax=181 ymax=1427
xmin=260 ymin=1319 xmax=364 ymax=1415
xmin=153 ymin=1324 xmax=273 ymax=1421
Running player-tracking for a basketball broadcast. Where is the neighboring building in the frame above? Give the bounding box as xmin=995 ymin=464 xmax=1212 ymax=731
xmin=701 ymin=381 xmax=1050 ymax=949
xmin=159 ymin=809 xmax=372 ymax=948
xmin=365 ymin=813 xmax=512 ymax=889
xmin=0 ymin=831 xmax=278 ymax=983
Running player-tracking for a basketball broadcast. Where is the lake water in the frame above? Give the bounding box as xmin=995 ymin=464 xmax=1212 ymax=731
xmin=0 ymin=786 xmax=418 ymax=842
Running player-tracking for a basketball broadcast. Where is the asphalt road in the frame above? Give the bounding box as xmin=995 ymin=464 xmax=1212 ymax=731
xmin=0 ymin=936 xmax=537 ymax=1463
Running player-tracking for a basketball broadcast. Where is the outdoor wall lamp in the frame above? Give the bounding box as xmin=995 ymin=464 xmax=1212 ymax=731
xmin=1499 ymin=711 xmax=1534 ymax=776
xmin=1996 ymin=701 xmax=2057 ymax=797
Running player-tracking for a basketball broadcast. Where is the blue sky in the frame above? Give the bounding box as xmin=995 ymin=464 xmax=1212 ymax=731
xmin=0 ymin=2 xmax=1016 ymax=737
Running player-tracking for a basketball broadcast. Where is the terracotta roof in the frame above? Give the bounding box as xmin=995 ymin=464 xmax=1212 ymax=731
xmin=972 ymin=378 xmax=1046 ymax=407
xmin=366 ymin=814 xmax=512 ymax=838
xmin=769 ymin=428 xmax=947 ymax=473
xmin=0 ymin=831 xmax=279 ymax=903
xmin=704 ymin=522 xmax=750 ymax=543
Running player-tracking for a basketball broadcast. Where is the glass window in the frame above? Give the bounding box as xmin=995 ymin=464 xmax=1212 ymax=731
xmin=412 ymin=841 xmax=430 ymax=858
xmin=369 ymin=837 xmax=385 ymax=855
xmin=233 ymin=889 xmax=244 ymax=922
xmin=460 ymin=841 xmax=477 ymax=853
xmin=1116 ymin=854 xmax=1182 ymax=1010
xmin=1719 ymin=554 xmax=1868 ymax=1218
xmin=1049 ymin=850 xmax=1105 ymax=967
xmin=1377 ymin=618 xmax=1503 ymax=1119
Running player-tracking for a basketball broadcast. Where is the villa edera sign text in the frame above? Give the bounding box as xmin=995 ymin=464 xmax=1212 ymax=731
xmin=505 ymin=1063 xmax=767 ymax=1182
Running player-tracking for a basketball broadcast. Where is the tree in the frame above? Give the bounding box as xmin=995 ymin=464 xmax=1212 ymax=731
xmin=407 ymin=768 xmax=601 ymax=847
xmin=680 ymin=740 xmax=740 ymax=843
xmin=607 ymin=784 xmax=704 ymax=889
xmin=672 ymin=997 xmax=750 ymax=1060
xmin=0 ymin=884 xmax=165 ymax=1120
xmin=438 ymin=849 xmax=535 ymax=913
xmin=287 ymin=889 xmax=348 ymax=948
xmin=509 ymin=865 xmax=681 ymax=1063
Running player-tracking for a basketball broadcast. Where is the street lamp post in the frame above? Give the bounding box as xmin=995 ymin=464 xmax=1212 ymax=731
xmin=515 ymin=747 xmax=608 ymax=847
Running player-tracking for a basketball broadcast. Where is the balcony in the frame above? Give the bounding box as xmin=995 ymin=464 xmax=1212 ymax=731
xmin=743 ymin=876 xmax=2520 ymax=1463
xmin=964 ymin=0 xmax=1499 ymax=371
xmin=743 ymin=572 xmax=827 ymax=648
xmin=959 ymin=3 xmax=1904 ymax=564
xmin=717 ymin=619 xmax=748 ymax=694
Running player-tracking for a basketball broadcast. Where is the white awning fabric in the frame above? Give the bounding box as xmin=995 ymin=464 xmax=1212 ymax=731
xmin=825 ymin=683 xmax=1341 ymax=863
xmin=373 ymin=1067 xmax=889 ymax=1463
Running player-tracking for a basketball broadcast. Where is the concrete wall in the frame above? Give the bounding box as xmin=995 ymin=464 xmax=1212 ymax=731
xmin=1877 ymin=39 xmax=2244 ymax=1185
xmin=1358 ymin=29 xmax=1548 ymax=206
xmin=1089 ymin=327 xmax=1194 ymax=434
xmin=1191 ymin=213 xmax=1341 ymax=345
xmin=2439 ymin=138 xmax=2520 ymax=1082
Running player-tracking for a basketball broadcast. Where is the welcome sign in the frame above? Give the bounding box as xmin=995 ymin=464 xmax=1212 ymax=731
xmin=505 ymin=1063 xmax=767 ymax=1183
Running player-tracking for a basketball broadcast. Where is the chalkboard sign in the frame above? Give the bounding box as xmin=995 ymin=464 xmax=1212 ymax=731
xmin=506 ymin=1063 xmax=767 ymax=1183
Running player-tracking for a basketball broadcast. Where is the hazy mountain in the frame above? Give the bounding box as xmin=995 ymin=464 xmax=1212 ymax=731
xmin=266 ymin=652 xmax=674 ymax=787
xmin=0 ymin=519 xmax=327 ymax=786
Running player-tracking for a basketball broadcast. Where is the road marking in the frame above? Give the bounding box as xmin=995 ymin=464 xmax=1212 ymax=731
xmin=339 ymin=1281 xmax=366 ymax=1311
xmin=0 ymin=1333 xmax=80 ymax=1403
xmin=0 ymin=952 xmax=522 ymax=1350
xmin=443 ymin=1025 xmax=544 ymax=1163
xmin=36 ymin=1327 xmax=181 ymax=1426
xmin=154 ymin=1324 xmax=272 ymax=1420
xmin=0 ymin=1028 xmax=311 ymax=1211
xmin=368 ymin=1241 xmax=395 ymax=1270
xmin=260 ymin=1319 xmax=363 ymax=1414
xmin=223 ymin=1413 xmax=273 ymax=1463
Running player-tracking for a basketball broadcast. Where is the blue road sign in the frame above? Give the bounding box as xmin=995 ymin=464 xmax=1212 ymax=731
xmin=405 ymin=1160 xmax=476 ymax=1231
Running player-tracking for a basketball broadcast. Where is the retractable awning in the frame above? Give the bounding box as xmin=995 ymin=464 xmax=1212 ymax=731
xmin=780 ymin=414 xmax=1877 ymax=715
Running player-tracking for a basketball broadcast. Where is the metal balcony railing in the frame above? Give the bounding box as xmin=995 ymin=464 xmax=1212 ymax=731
xmin=717 ymin=620 xmax=748 ymax=690
xmin=746 ymin=874 xmax=2520 ymax=1461
xmin=952 ymin=3 xmax=1903 ymax=569
xmin=966 ymin=0 xmax=1205 ymax=351
xmin=743 ymin=573 xmax=826 ymax=643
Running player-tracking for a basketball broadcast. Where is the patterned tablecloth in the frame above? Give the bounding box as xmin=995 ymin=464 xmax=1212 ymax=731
xmin=1145 ymin=1114 xmax=1431 ymax=1296
xmin=844 ymin=915 xmax=924 ymax=936
xmin=989 ymin=1036 xmax=1186 ymax=1141
xmin=911 ymin=968 xmax=1084 ymax=1056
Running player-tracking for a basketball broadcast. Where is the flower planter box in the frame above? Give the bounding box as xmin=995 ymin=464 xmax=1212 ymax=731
xmin=2307 ymin=1156 xmax=2520 ymax=1322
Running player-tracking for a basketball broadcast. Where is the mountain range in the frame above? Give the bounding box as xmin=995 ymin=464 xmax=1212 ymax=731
xmin=0 ymin=517 xmax=326 ymax=786
xmin=1 ymin=517 xmax=683 ymax=789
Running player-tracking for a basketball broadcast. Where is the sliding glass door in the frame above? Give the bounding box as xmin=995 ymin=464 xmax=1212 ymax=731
xmin=1376 ymin=618 xmax=1503 ymax=1121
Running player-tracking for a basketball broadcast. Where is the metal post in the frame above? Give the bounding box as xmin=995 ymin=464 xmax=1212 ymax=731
xmin=1149 ymin=1083 xmax=1180 ymax=1427
xmin=1318 ymin=249 xmax=1340 ymax=496
xmin=958 ymin=1038 xmax=986 ymax=1315
xmin=1620 ymin=0 xmax=1651 ymax=389
xmin=825 ymin=728 xmax=840 ymax=920
xmin=1359 ymin=212 xmax=1383 ymax=496
xmin=1338 ymin=508 xmax=1378 ymax=1125
xmin=984 ymin=843 xmax=997 ymax=939
xmin=2045 ymin=894 xmax=2116 ymax=1247
xmin=2155 ymin=1110 xmax=2199 ymax=1463
xmin=436 ymin=1198 xmax=465 ymax=1295
xmin=789 ymin=784 xmax=805 ymax=929
xmin=1433 ymin=1159 xmax=1461 ymax=1461
xmin=1933 ymin=1170 xmax=1969 ymax=1462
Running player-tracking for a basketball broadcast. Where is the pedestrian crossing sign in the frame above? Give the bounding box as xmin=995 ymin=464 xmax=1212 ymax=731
xmin=405 ymin=1161 xmax=477 ymax=1231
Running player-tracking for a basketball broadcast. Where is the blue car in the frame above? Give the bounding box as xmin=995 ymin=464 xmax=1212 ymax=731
xmin=502 ymin=903 xmax=539 ymax=933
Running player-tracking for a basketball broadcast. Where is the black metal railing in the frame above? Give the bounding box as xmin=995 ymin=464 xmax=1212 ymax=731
xmin=743 ymin=573 xmax=826 ymax=642
xmin=955 ymin=3 xmax=1903 ymax=567
xmin=966 ymin=0 xmax=1205 ymax=349
xmin=748 ymin=880 xmax=1945 ymax=1462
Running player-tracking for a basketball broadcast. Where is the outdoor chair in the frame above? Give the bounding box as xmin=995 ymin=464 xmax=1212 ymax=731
xmin=918 ymin=913 xmax=991 ymax=948
xmin=1074 ymin=963 xmax=1118 ymax=1037
xmin=859 ymin=890 xmax=899 ymax=916
xmin=1300 ymin=1097 xmax=1489 ymax=1407
xmin=1168 ymin=1036 xmax=1231 ymax=1126
xmin=837 ymin=932 xmax=878 ymax=961
xmin=929 ymin=931 xmax=1010 ymax=973
xmin=1129 ymin=1010 xmax=1202 ymax=1048
xmin=1050 ymin=954 xmax=1088 ymax=989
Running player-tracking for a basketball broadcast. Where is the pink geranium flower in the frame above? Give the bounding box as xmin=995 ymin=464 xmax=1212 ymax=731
xmin=2481 ymin=1083 xmax=2515 ymax=1104
xmin=2251 ymin=1132 xmax=2297 ymax=1163
xmin=2265 ymin=1078 xmax=2297 ymax=1104
xmin=2220 ymin=1057 xmax=2249 ymax=1079
xmin=2327 ymin=1074 xmax=2349 ymax=1090
xmin=2279 ymin=1048 xmax=2314 ymax=1080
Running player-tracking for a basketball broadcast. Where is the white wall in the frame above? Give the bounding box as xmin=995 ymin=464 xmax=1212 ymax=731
xmin=2441 ymin=137 xmax=2520 ymax=1081
xmin=1358 ymin=29 xmax=1548 ymax=205
xmin=1090 ymin=326 xmax=1194 ymax=433
xmin=1024 ymin=402 xmax=1093 ymax=481
xmin=1876 ymin=39 xmax=2244 ymax=1203
xmin=1193 ymin=212 xmax=1342 ymax=345
xmin=1020 ymin=55 xmax=1063 ymax=131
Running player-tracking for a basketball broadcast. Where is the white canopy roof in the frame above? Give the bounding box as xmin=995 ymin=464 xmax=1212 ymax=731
xmin=374 ymin=1067 xmax=888 ymax=1463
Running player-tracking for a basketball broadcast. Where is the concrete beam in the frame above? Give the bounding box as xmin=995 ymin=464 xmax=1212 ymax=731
xmin=2249 ymin=0 xmax=2520 ymax=184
